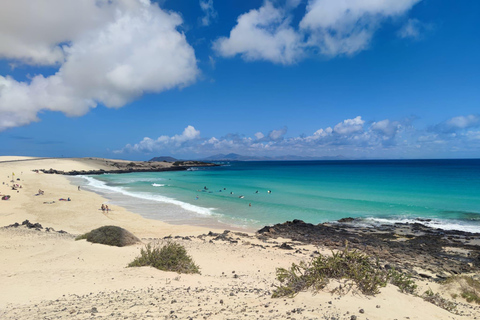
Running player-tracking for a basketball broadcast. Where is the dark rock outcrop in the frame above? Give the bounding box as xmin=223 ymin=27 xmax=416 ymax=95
xmin=36 ymin=160 xmax=218 ymax=176
xmin=257 ymin=219 xmax=480 ymax=277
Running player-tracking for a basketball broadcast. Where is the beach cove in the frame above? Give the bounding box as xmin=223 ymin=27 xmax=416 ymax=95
xmin=1 ymin=157 xmax=479 ymax=319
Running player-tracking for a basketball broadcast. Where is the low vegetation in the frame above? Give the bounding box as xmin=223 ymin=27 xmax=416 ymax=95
xmin=128 ymin=241 xmax=200 ymax=274
xmin=443 ymin=275 xmax=480 ymax=304
xmin=422 ymin=289 xmax=457 ymax=313
xmin=75 ymin=226 xmax=140 ymax=247
xmin=273 ymin=242 xmax=416 ymax=298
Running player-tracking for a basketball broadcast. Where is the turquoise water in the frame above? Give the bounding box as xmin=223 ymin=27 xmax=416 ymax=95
xmin=78 ymin=160 xmax=480 ymax=232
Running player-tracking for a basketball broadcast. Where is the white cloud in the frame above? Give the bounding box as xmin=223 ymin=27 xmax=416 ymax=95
xmin=255 ymin=132 xmax=265 ymax=140
xmin=432 ymin=114 xmax=480 ymax=133
xmin=397 ymin=18 xmax=433 ymax=40
xmin=370 ymin=119 xmax=401 ymax=138
xmin=446 ymin=115 xmax=480 ymax=130
xmin=0 ymin=0 xmax=116 ymax=65
xmin=0 ymin=0 xmax=199 ymax=131
xmin=268 ymin=127 xmax=288 ymax=141
xmin=115 ymin=115 xmax=480 ymax=158
xmin=300 ymin=0 xmax=421 ymax=55
xmin=213 ymin=1 xmax=304 ymax=64
xmin=333 ymin=116 xmax=365 ymax=135
xmin=199 ymin=0 xmax=218 ymax=26
xmin=398 ymin=18 xmax=421 ymax=39
xmin=466 ymin=131 xmax=480 ymax=141
xmin=312 ymin=127 xmax=333 ymax=139
xmin=214 ymin=0 xmax=421 ymax=63
xmin=119 ymin=125 xmax=201 ymax=153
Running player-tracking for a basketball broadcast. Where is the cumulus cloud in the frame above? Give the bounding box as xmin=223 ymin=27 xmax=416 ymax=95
xmin=199 ymin=0 xmax=218 ymax=26
xmin=213 ymin=1 xmax=304 ymax=64
xmin=268 ymin=127 xmax=288 ymax=141
xmin=0 ymin=0 xmax=115 ymax=65
xmin=117 ymin=116 xmax=406 ymax=157
xmin=214 ymin=0 xmax=421 ymax=63
xmin=431 ymin=115 xmax=480 ymax=133
xmin=370 ymin=119 xmax=402 ymax=139
xmin=116 ymin=115 xmax=480 ymax=158
xmin=0 ymin=0 xmax=199 ymax=131
xmin=118 ymin=125 xmax=201 ymax=153
xmin=254 ymin=132 xmax=265 ymax=140
xmin=300 ymin=0 xmax=421 ymax=55
xmin=333 ymin=116 xmax=365 ymax=135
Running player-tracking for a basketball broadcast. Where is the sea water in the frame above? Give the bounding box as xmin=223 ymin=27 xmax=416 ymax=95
xmin=74 ymin=160 xmax=480 ymax=232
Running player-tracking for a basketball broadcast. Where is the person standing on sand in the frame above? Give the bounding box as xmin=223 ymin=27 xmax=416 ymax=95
xmin=78 ymin=186 xmax=81 ymax=191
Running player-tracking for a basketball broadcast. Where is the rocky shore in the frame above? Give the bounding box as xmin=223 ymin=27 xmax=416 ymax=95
xmin=258 ymin=219 xmax=480 ymax=280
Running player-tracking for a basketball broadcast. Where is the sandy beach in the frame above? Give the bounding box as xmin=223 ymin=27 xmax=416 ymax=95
xmin=1 ymin=157 xmax=479 ymax=319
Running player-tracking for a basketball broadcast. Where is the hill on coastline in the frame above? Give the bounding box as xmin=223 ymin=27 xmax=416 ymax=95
xmin=149 ymin=156 xmax=178 ymax=162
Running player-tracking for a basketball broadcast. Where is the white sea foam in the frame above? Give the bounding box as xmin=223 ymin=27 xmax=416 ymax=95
xmin=152 ymin=183 xmax=165 ymax=187
xmin=361 ymin=217 xmax=480 ymax=233
xmin=79 ymin=175 xmax=215 ymax=216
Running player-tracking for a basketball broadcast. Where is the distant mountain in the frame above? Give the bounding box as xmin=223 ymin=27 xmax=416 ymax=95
xmin=201 ymin=153 xmax=253 ymax=161
xmin=149 ymin=156 xmax=178 ymax=162
xmin=201 ymin=153 xmax=347 ymax=161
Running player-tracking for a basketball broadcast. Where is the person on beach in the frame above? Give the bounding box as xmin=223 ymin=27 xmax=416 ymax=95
xmin=78 ymin=186 xmax=81 ymax=191
xmin=105 ymin=205 xmax=109 ymax=212
xmin=101 ymin=204 xmax=105 ymax=212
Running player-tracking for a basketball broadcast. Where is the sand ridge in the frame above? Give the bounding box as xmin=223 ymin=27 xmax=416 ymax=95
xmin=0 ymin=157 xmax=478 ymax=319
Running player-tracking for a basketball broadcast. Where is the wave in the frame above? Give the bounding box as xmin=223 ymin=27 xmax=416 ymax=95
xmin=78 ymin=175 xmax=216 ymax=216
xmin=356 ymin=217 xmax=480 ymax=233
xmin=152 ymin=183 xmax=165 ymax=187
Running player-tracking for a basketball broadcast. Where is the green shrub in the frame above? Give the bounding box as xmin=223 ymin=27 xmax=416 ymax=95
xmin=273 ymin=244 xmax=390 ymax=297
xmin=273 ymin=243 xmax=417 ymax=298
xmin=75 ymin=226 xmax=140 ymax=247
xmin=128 ymin=242 xmax=200 ymax=274
xmin=75 ymin=233 xmax=89 ymax=241
xmin=388 ymin=268 xmax=417 ymax=294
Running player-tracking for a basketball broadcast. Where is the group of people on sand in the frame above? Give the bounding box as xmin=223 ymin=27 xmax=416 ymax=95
xmin=101 ymin=204 xmax=110 ymax=212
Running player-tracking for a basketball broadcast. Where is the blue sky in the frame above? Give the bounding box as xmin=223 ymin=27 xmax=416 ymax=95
xmin=0 ymin=0 xmax=479 ymax=160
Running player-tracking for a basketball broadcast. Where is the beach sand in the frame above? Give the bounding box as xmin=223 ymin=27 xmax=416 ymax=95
xmin=0 ymin=157 xmax=478 ymax=319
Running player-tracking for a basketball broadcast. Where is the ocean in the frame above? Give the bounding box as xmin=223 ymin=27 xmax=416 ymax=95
xmin=72 ymin=159 xmax=480 ymax=233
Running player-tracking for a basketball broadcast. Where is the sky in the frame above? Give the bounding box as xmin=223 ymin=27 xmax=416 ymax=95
xmin=0 ymin=0 xmax=479 ymax=160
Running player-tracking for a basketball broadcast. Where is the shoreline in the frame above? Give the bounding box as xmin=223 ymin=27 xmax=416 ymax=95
xmin=72 ymin=174 xmax=253 ymax=233
xmin=1 ymin=156 xmax=479 ymax=319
